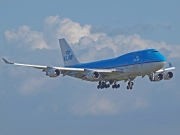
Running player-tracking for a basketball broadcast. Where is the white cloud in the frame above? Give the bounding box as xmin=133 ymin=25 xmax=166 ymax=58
xmin=132 ymin=97 xmax=148 ymax=109
xmin=5 ymin=25 xmax=49 ymax=49
xmin=4 ymin=15 xmax=180 ymax=60
xmin=70 ymin=93 xmax=118 ymax=116
xmin=19 ymin=77 xmax=49 ymax=96
xmin=42 ymin=15 xmax=106 ymax=49
xmin=73 ymin=34 xmax=180 ymax=62
xmin=112 ymin=23 xmax=173 ymax=35
xmin=70 ymin=91 xmax=148 ymax=116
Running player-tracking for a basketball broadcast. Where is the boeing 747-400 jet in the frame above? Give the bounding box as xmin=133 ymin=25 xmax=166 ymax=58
xmin=2 ymin=38 xmax=175 ymax=89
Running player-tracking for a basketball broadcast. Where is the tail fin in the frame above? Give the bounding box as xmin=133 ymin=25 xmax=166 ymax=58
xmin=59 ymin=38 xmax=79 ymax=66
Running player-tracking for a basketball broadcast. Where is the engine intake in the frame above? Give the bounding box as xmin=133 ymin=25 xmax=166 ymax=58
xmin=86 ymin=71 xmax=100 ymax=80
xmin=46 ymin=69 xmax=60 ymax=77
xmin=149 ymin=73 xmax=163 ymax=82
xmin=93 ymin=71 xmax=100 ymax=79
xmin=164 ymin=72 xmax=173 ymax=80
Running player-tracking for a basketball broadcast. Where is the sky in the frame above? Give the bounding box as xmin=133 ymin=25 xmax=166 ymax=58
xmin=0 ymin=0 xmax=180 ymax=135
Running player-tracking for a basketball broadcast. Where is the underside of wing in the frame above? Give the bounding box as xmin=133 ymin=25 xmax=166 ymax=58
xmin=60 ymin=68 xmax=119 ymax=81
xmin=2 ymin=58 xmax=121 ymax=80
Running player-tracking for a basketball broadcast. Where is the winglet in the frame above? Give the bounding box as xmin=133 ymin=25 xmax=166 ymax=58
xmin=169 ymin=62 xmax=172 ymax=67
xmin=167 ymin=62 xmax=175 ymax=70
xmin=2 ymin=58 xmax=14 ymax=64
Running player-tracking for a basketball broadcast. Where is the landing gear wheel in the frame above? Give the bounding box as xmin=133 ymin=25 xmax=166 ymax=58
xmin=97 ymin=80 xmax=120 ymax=90
xmin=128 ymin=82 xmax=130 ymax=86
xmin=127 ymin=81 xmax=134 ymax=90
xmin=109 ymin=80 xmax=114 ymax=85
xmin=128 ymin=81 xmax=134 ymax=86
xmin=102 ymin=82 xmax=105 ymax=86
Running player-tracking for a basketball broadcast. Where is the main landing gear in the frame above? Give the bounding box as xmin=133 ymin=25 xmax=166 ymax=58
xmin=97 ymin=81 xmax=110 ymax=89
xmin=97 ymin=80 xmax=134 ymax=90
xmin=112 ymin=81 xmax=120 ymax=89
xmin=97 ymin=80 xmax=120 ymax=89
xmin=127 ymin=81 xmax=134 ymax=90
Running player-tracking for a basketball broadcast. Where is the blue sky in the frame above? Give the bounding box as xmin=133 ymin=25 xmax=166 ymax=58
xmin=0 ymin=0 xmax=180 ymax=135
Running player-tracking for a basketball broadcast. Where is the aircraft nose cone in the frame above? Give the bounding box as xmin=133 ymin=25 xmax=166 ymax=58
xmin=157 ymin=52 xmax=166 ymax=62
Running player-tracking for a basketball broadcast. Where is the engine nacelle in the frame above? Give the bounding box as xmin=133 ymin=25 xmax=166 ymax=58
xmin=86 ymin=71 xmax=100 ymax=81
xmin=149 ymin=73 xmax=163 ymax=82
xmin=164 ymin=71 xmax=173 ymax=80
xmin=46 ymin=69 xmax=60 ymax=77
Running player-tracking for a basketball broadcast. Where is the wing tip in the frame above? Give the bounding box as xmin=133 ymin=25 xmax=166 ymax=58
xmin=2 ymin=58 xmax=14 ymax=64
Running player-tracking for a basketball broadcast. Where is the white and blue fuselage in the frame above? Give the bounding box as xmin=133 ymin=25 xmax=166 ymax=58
xmin=67 ymin=49 xmax=166 ymax=81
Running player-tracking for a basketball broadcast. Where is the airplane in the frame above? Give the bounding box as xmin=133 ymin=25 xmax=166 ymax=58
xmin=2 ymin=38 xmax=175 ymax=90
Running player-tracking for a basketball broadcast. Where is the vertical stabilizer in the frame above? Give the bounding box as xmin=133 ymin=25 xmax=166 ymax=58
xmin=59 ymin=38 xmax=79 ymax=66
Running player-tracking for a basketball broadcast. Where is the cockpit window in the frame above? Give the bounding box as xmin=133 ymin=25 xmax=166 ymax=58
xmin=149 ymin=50 xmax=159 ymax=53
xmin=148 ymin=50 xmax=159 ymax=54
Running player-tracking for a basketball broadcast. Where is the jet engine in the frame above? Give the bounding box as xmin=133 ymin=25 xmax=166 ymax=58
xmin=164 ymin=71 xmax=173 ymax=80
xmin=46 ymin=69 xmax=61 ymax=77
xmin=86 ymin=71 xmax=100 ymax=81
xmin=149 ymin=73 xmax=163 ymax=82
